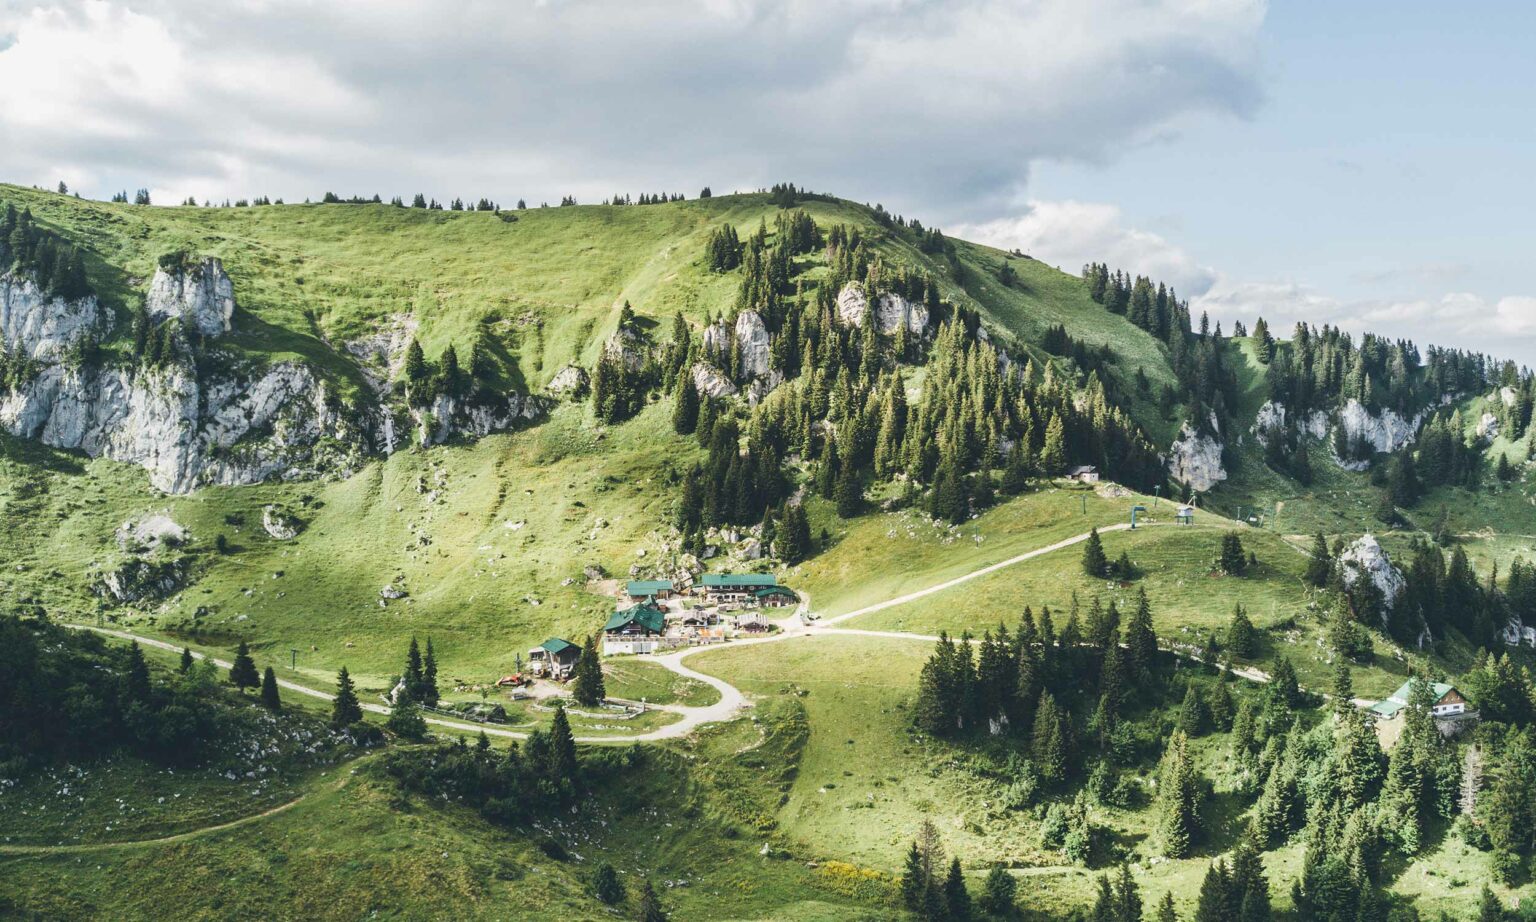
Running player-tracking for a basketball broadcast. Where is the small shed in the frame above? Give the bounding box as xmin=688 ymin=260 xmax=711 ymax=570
xmin=603 ymin=601 xmax=668 ymax=655
xmin=1175 ymin=504 xmax=1196 ymax=525
xmin=527 ymin=638 xmax=581 ymax=680
xmin=626 ymin=579 xmax=674 ymax=601
xmin=1067 ymin=465 xmax=1100 ymax=484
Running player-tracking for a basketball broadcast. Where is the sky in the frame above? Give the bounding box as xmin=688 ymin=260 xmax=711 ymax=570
xmin=1 ymin=0 xmax=1532 ymax=365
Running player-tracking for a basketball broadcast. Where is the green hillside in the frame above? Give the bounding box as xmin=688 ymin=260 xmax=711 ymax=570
xmin=6 ymin=183 xmax=1536 ymax=920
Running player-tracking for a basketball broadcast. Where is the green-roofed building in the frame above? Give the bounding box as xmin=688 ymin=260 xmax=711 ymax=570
xmin=698 ymin=572 xmax=779 ymax=599
xmin=527 ymin=637 xmax=582 ymax=680
xmin=1368 ymin=679 xmax=1469 ymax=720
xmin=626 ymin=579 xmax=675 ymax=601
xmin=603 ymin=601 xmax=668 ymax=655
xmin=755 ymin=586 xmax=799 ymax=608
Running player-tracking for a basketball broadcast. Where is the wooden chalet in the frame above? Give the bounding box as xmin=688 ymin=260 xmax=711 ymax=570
xmin=626 ymin=579 xmax=674 ymax=601
xmin=603 ymin=601 xmax=667 ymax=655
xmin=527 ymin=637 xmax=581 ymax=680
xmin=754 ymin=586 xmax=798 ymax=608
xmin=698 ymin=573 xmax=779 ymax=601
xmin=1369 ymin=679 xmax=1470 ymax=720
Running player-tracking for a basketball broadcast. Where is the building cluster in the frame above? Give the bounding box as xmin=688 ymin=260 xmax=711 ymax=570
xmin=604 ymin=573 xmax=796 ymax=655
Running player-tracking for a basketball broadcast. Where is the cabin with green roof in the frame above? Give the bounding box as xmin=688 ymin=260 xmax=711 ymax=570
xmin=1369 ymin=679 xmax=1468 ymax=720
xmin=754 ymin=586 xmax=798 ymax=607
xmin=527 ymin=637 xmax=582 ymax=680
xmin=603 ymin=601 xmax=668 ymax=655
xmin=626 ymin=579 xmax=674 ymax=601
xmin=698 ymin=572 xmax=779 ymax=600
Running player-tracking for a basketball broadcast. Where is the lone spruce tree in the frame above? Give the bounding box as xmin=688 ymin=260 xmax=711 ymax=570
xmin=571 ymin=635 xmax=606 ymax=706
xmin=331 ymin=666 xmax=363 ymax=727
xmin=260 ymin=666 xmax=282 ymax=710
xmin=671 ymin=370 xmax=699 ymax=435
xmin=1082 ymin=527 xmax=1108 ymax=578
xmin=1304 ymin=531 xmax=1332 ymax=587
xmin=229 ymin=641 xmax=260 ymax=692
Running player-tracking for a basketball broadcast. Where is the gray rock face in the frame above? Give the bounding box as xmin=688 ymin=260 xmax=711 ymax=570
xmin=147 ymin=257 xmax=235 ymax=336
xmin=412 ymin=391 xmax=548 ymax=447
xmin=692 ymin=362 xmax=738 ymax=399
xmin=1477 ymin=412 xmax=1501 ymax=443
xmin=702 ymin=318 xmax=732 ymax=358
xmin=605 ymin=327 xmax=645 ymax=371
xmin=835 ymin=283 xmax=928 ymax=335
xmin=1167 ymin=420 xmax=1227 ymax=492
xmin=0 ymin=360 xmax=369 ymax=493
xmin=0 ymin=271 xmax=104 ymax=360
xmin=546 ymin=364 xmax=589 ymax=399
xmin=98 ymin=558 xmax=186 ymax=602
xmin=735 ymin=310 xmax=771 ymax=379
xmin=1334 ymin=398 xmax=1420 ymax=470
xmin=1337 ymin=534 xmax=1406 ymax=614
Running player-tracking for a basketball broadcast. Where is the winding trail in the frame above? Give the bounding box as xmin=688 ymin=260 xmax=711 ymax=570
xmin=0 ymin=754 xmax=381 ymax=856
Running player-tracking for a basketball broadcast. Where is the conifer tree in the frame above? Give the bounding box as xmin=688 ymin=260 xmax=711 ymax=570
xmin=229 ymin=641 xmax=260 ymax=691
xmin=403 ymin=636 xmax=425 ymax=701
xmin=1125 ymin=588 xmax=1159 ymax=683
xmin=1032 ymin=691 xmax=1070 ymax=784
xmin=422 ymin=637 xmax=440 ymax=707
xmin=1219 ymin=532 xmax=1248 ymax=575
xmin=671 ymin=369 xmax=699 ymax=435
xmin=638 ymin=879 xmax=668 ymax=922
xmin=901 ymin=841 xmax=928 ymax=911
xmin=944 ymin=857 xmax=971 ymax=921
xmin=1040 ymin=412 xmax=1067 ymax=475
xmin=331 ymin=666 xmax=363 ymax=727
xmin=386 ymin=688 xmax=427 ymax=739
xmin=571 ymin=634 xmax=606 ymax=706
xmin=977 ymin=864 xmax=1017 ymax=918
xmin=547 ymin=701 xmax=579 ymax=784
xmin=1156 ymin=731 xmax=1201 ymax=858
xmin=1082 ymin=527 xmax=1108 ymax=578
xmin=125 ymin=641 xmax=152 ymax=703
xmin=593 ymin=862 xmax=625 ymax=905
xmin=1154 ymin=893 xmax=1178 ymax=922
xmin=834 ymin=456 xmax=862 ymax=518
xmin=179 ymin=646 xmax=194 ymax=674
xmin=260 ymin=666 xmax=281 ymax=710
xmin=1227 ymin=604 xmax=1257 ymax=658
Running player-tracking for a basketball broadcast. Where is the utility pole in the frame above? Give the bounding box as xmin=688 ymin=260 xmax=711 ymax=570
xmin=1081 ymin=494 xmax=1087 ymax=515
xmin=290 ymin=648 xmax=298 ymax=669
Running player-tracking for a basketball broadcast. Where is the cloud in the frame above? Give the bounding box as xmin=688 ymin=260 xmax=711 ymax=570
xmin=954 ymin=199 xmax=1219 ymax=298
xmin=0 ymin=0 xmax=1266 ymax=213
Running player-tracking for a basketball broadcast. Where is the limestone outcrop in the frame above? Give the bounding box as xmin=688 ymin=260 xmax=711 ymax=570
xmin=146 ymin=257 xmax=235 ymax=336
xmin=835 ymin=283 xmax=928 ymax=336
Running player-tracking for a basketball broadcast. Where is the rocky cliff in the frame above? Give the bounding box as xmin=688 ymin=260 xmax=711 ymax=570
xmin=146 ymin=257 xmax=235 ymax=336
xmin=0 ymin=265 xmax=546 ymax=493
xmin=835 ymin=283 xmax=928 ymax=336
xmin=1 ymin=270 xmax=104 ymax=359
xmin=1167 ymin=418 xmax=1227 ymax=492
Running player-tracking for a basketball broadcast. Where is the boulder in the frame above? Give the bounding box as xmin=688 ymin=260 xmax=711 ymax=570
xmin=115 ymin=514 xmax=187 ymax=553
xmin=604 ymin=327 xmax=645 ymax=371
xmin=262 ymin=505 xmax=302 ymax=540
xmin=692 ymin=362 xmax=738 ymax=399
xmin=146 ymin=256 xmax=235 ymax=336
xmin=97 ymin=558 xmax=186 ymax=602
xmin=702 ymin=318 xmax=732 ymax=358
xmin=546 ymin=365 xmax=589 ymax=399
xmin=1477 ymin=412 xmax=1501 ymax=443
